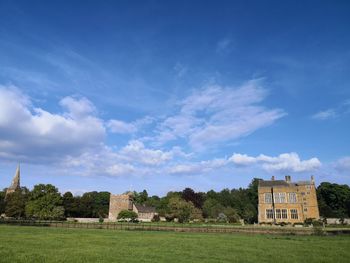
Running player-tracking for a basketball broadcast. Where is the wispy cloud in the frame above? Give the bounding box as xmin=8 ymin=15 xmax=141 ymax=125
xmin=312 ymin=109 xmax=337 ymax=120
xmin=216 ymin=38 xmax=233 ymax=54
xmin=107 ymin=116 xmax=153 ymax=134
xmin=333 ymin=156 xmax=350 ymax=173
xmin=174 ymin=62 xmax=188 ymax=78
xmin=153 ymin=79 xmax=286 ymax=150
xmin=312 ymin=100 xmax=350 ymax=120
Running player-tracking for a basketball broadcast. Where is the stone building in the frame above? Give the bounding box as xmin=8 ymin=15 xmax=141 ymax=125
xmin=6 ymin=164 xmax=21 ymax=196
xmin=258 ymin=175 xmax=319 ymax=224
xmin=108 ymin=192 xmax=157 ymax=222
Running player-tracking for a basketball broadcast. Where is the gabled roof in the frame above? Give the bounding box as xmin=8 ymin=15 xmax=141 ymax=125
xmin=134 ymin=204 xmax=156 ymax=213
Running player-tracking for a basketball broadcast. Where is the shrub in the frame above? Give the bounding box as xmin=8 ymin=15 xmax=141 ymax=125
xmin=117 ymin=210 xmax=138 ymax=221
xmin=99 ymin=217 xmax=104 ymax=223
xmin=151 ymin=214 xmax=160 ymax=222
xmin=217 ymin=213 xmax=228 ymax=223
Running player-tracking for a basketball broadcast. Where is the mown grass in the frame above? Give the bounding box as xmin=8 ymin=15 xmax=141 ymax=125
xmin=0 ymin=225 xmax=349 ymax=263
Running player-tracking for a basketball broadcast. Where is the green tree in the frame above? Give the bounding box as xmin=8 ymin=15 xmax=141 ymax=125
xmin=181 ymin=188 xmax=205 ymax=209
xmin=0 ymin=190 xmax=6 ymax=215
xmin=62 ymin=192 xmax=75 ymax=217
xmin=223 ymin=207 xmax=240 ymax=223
xmin=202 ymin=198 xmax=225 ymax=218
xmin=25 ymin=184 xmax=64 ymax=220
xmin=134 ymin=190 xmax=148 ymax=204
xmin=117 ymin=210 xmax=138 ymax=221
xmin=317 ymin=182 xmax=350 ymax=217
xmin=168 ymin=197 xmax=196 ymax=223
xmin=4 ymin=187 xmax=29 ymax=218
xmin=78 ymin=191 xmax=110 ymax=218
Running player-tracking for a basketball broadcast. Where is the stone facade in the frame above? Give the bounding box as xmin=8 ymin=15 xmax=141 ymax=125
xmin=108 ymin=193 xmax=157 ymax=221
xmin=258 ymin=175 xmax=320 ymax=224
xmin=108 ymin=193 xmax=133 ymax=220
xmin=133 ymin=204 xmax=157 ymax=222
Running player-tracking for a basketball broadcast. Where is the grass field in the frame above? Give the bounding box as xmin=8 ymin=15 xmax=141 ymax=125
xmin=0 ymin=225 xmax=349 ymax=263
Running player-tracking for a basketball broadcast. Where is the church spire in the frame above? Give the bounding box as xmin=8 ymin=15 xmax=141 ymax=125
xmin=6 ymin=164 xmax=21 ymax=196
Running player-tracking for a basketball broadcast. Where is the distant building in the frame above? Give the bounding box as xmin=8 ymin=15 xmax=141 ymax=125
xmin=258 ymin=175 xmax=319 ymax=224
xmin=6 ymin=164 xmax=21 ymax=196
xmin=108 ymin=192 xmax=157 ymax=222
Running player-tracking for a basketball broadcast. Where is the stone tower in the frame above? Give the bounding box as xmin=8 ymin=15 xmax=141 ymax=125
xmin=108 ymin=192 xmax=134 ymax=220
xmin=6 ymin=164 xmax=21 ymax=196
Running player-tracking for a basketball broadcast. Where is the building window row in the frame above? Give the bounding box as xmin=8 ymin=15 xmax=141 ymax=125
xmin=264 ymin=192 xmax=297 ymax=203
xmin=265 ymin=209 xmax=298 ymax=220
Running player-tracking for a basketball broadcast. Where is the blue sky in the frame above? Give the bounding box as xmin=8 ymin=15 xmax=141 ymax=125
xmin=0 ymin=0 xmax=349 ymax=195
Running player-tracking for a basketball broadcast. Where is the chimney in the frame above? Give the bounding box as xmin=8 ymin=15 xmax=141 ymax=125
xmin=311 ymin=175 xmax=315 ymax=184
xmin=285 ymin=175 xmax=291 ymax=183
xmin=271 ymin=176 xmax=275 ymax=181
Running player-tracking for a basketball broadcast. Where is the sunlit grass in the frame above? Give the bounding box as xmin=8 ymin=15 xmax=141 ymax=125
xmin=0 ymin=225 xmax=349 ymax=263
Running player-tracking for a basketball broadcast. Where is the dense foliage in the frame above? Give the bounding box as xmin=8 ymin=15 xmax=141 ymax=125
xmin=1 ymin=179 xmax=349 ymax=222
xmin=25 ymin=184 xmax=64 ymax=220
xmin=117 ymin=210 xmax=138 ymax=220
xmin=62 ymin=191 xmax=110 ymax=218
xmin=317 ymin=182 xmax=350 ymax=218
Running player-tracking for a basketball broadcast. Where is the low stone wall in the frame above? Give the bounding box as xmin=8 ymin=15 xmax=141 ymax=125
xmin=67 ymin=218 xmax=100 ymax=223
xmin=325 ymin=218 xmax=350 ymax=225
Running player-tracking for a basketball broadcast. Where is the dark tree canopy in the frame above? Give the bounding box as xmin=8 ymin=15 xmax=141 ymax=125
xmin=4 ymin=187 xmax=29 ymax=218
xmin=317 ymin=182 xmax=350 ymax=218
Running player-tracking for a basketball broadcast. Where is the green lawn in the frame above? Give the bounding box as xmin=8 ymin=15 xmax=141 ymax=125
xmin=0 ymin=225 xmax=349 ymax=263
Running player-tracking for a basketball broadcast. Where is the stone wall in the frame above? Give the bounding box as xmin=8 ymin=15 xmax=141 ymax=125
xmin=258 ymin=179 xmax=319 ymax=224
xmin=108 ymin=194 xmax=133 ymax=220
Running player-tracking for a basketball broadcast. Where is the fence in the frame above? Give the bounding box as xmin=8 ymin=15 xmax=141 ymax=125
xmin=0 ymin=218 xmax=326 ymax=235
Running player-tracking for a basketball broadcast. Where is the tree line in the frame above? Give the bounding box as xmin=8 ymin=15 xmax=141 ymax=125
xmin=0 ymin=180 xmax=349 ymax=222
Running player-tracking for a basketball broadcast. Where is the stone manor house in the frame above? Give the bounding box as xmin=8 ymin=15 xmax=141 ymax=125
xmin=258 ymin=175 xmax=320 ymax=224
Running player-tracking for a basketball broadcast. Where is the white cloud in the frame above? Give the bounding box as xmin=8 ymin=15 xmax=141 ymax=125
xmin=168 ymin=158 xmax=228 ymax=175
xmin=229 ymin=153 xmax=257 ymax=165
xmin=334 ymin=156 xmax=350 ymax=173
xmin=107 ymin=119 xmax=137 ymax=133
xmin=119 ymin=140 xmax=173 ymax=165
xmin=312 ymin=109 xmax=337 ymax=120
xmin=106 ymin=163 xmax=136 ymax=176
xmin=60 ymin=96 xmax=96 ymax=118
xmin=312 ymin=100 xmax=350 ymax=121
xmin=107 ymin=116 xmax=153 ymax=134
xmin=0 ymin=85 xmax=105 ymax=163
xmin=154 ymin=80 xmax=286 ymax=150
xmin=230 ymin=152 xmax=321 ymax=173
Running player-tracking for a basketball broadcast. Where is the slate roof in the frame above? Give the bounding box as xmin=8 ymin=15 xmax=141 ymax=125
xmin=134 ymin=204 xmax=156 ymax=213
xmin=259 ymin=179 xmax=312 ymax=188
xmin=259 ymin=180 xmax=290 ymax=187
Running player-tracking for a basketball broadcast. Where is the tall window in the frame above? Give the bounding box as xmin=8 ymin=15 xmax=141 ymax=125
xmin=265 ymin=193 xmax=272 ymax=203
xmin=275 ymin=209 xmax=281 ymax=219
xmin=266 ymin=209 xmax=274 ymax=219
xmin=274 ymin=193 xmax=286 ymax=203
xmin=290 ymin=209 xmax=298 ymax=219
xmin=288 ymin=193 xmax=297 ymax=203
xmin=282 ymin=209 xmax=288 ymax=219
xmin=280 ymin=193 xmax=286 ymax=203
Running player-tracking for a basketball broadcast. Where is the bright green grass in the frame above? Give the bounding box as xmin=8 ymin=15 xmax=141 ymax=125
xmin=0 ymin=225 xmax=349 ymax=263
